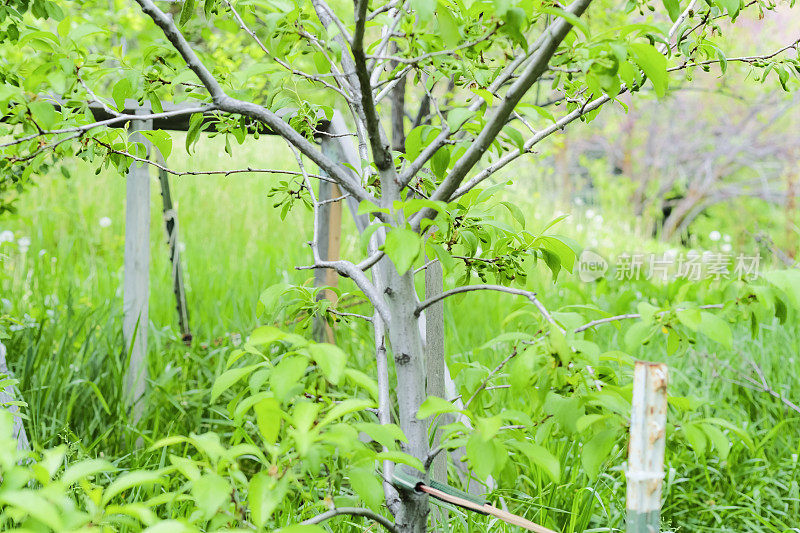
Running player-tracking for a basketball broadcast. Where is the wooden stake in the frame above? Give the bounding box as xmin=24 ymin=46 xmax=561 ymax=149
xmin=424 ymin=259 xmax=447 ymax=525
xmin=123 ymin=112 xmax=152 ymax=424
xmin=156 ymin=157 xmax=192 ymax=345
xmin=312 ymin=179 xmax=342 ymax=343
xmin=626 ymin=361 xmax=669 ymax=533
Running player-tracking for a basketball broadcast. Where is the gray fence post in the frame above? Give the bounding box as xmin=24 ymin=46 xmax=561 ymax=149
xmin=123 ymin=111 xmax=152 ymax=424
xmin=626 ymin=361 xmax=669 ymax=533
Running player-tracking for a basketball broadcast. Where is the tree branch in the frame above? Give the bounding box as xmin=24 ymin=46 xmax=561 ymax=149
xmin=414 ymin=284 xmax=562 ymax=331
xmin=1 ymin=104 xmax=213 ymax=150
xmin=300 ymin=506 xmax=399 ymax=533
xmin=132 ymin=0 xmax=372 ymax=204
xmin=288 ymin=144 xmax=391 ymax=323
xmin=426 ymin=0 xmax=593 ymax=203
xmin=221 ymin=0 xmax=355 ymax=102
xmin=351 ymin=0 xmax=393 ymax=171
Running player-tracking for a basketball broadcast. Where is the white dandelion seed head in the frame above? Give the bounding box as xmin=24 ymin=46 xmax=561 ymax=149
xmin=709 ymin=230 xmax=721 ymax=242
xmin=17 ymin=237 xmax=30 ymax=253
xmin=99 ymin=217 xmax=112 ymax=228
xmin=0 ymin=230 xmax=13 ymax=243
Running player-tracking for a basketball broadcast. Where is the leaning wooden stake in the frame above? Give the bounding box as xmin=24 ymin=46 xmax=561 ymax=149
xmin=156 ymin=158 xmax=192 ymax=345
xmin=626 ymin=361 xmax=669 ymax=533
xmin=123 ymin=112 xmax=152 ymax=424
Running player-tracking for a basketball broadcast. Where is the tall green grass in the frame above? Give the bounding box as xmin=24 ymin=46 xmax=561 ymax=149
xmin=2 ymin=133 xmax=799 ymax=531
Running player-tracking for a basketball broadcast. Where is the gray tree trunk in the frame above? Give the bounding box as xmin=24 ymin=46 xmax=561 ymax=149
xmin=379 ymin=262 xmax=430 ymax=532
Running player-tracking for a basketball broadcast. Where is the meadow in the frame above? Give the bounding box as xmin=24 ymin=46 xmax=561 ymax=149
xmin=2 ymin=132 xmax=799 ymax=531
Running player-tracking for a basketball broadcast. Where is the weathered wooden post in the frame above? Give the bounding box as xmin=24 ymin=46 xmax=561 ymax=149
xmin=156 ymin=158 xmax=192 ymax=345
xmin=123 ymin=110 xmax=152 ymax=424
xmin=626 ymin=361 xmax=669 ymax=533
xmin=312 ymin=111 xmax=367 ymax=343
xmin=424 ymin=258 xmax=447 ymax=523
xmin=311 ymin=179 xmax=342 ymax=344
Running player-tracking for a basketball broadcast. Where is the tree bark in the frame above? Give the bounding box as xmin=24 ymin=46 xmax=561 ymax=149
xmin=379 ymin=261 xmax=429 ymax=532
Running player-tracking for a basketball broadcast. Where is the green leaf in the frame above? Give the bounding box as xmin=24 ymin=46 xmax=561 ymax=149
xmin=662 ymin=0 xmax=681 ymax=21
xmin=544 ymin=392 xmax=584 ymax=434
xmin=702 ymin=423 xmax=731 ymax=460
xmin=510 ymin=440 xmax=560 ymax=482
xmin=501 ymin=7 xmax=527 ymax=49
xmin=624 ymin=321 xmax=652 ymax=351
xmin=141 ymin=130 xmax=172 ymax=160
xmin=254 ymin=397 xmax=281 ymax=444
xmin=698 ymin=311 xmax=732 ymax=349
xmin=185 ymin=112 xmax=205 ymax=154
xmin=630 ymin=42 xmax=668 ymax=97
xmin=411 ymin=0 xmax=435 ymax=22
xmin=179 ymin=0 xmax=196 ymax=25
xmin=715 ymin=0 xmax=741 ymax=19
xmin=279 ymin=526 xmax=325 ymax=533
xmin=446 ymin=107 xmax=474 ymax=132
xmin=764 ymin=270 xmax=800 ymax=308
xmin=404 ymin=125 xmax=426 ymax=160
xmin=250 ymin=472 xmax=289 ymax=527
xmin=0 ymin=490 xmax=63 ymax=530
xmin=500 ymin=201 xmax=526 ymax=228
xmin=307 ymin=342 xmax=347 ymax=385
xmin=248 ymin=325 xmax=286 ymax=347
xmin=28 ymin=100 xmax=58 ymax=130
xmin=319 ymin=398 xmax=374 ymax=426
xmin=581 ymin=429 xmax=618 ymax=479
xmin=683 ymin=423 xmax=707 ymax=457
xmin=431 ymin=147 xmax=450 ymax=178
xmin=436 ymin=4 xmax=460 ymax=48
xmin=416 ymin=395 xmax=460 ymax=419
xmin=466 ymin=432 xmax=495 ymax=480
xmin=355 ymin=422 xmax=407 ymax=449
xmin=112 ymin=78 xmax=132 ymax=111
xmin=271 ymin=355 xmax=308 ymax=402
xmin=191 ymin=473 xmax=230 ymax=520
xmin=143 ymin=520 xmax=194 ymax=533
xmin=540 ymin=6 xmax=590 ymax=37
xmin=676 ymin=308 xmax=701 ymax=330
xmin=376 ymin=450 xmax=424 ymax=471
xmin=102 ymin=471 xmax=164 ymax=504
xmin=345 ymin=369 xmax=380 ymax=400
xmin=211 ymin=364 xmax=261 ymax=402
xmin=537 ymin=235 xmax=577 ymax=273
xmin=61 ymin=458 xmax=117 ymax=485
xmin=383 ymin=227 xmax=422 ymax=275
xmin=349 ymin=467 xmax=384 ymax=512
